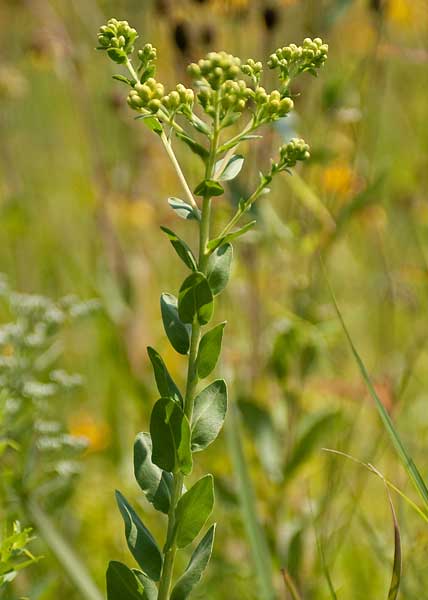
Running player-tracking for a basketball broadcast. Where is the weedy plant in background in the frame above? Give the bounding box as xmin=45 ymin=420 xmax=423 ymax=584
xmin=97 ymin=18 xmax=327 ymax=600
xmin=0 ymin=277 xmax=102 ymax=600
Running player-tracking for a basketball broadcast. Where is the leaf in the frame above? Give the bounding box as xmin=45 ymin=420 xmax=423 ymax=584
xmin=191 ymin=380 xmax=227 ymax=452
xmin=387 ymin=492 xmax=402 ymax=600
xmin=133 ymin=570 xmax=158 ymax=600
xmin=160 ymin=293 xmax=190 ymax=355
xmin=178 ymin=272 xmax=214 ymax=326
xmin=216 ymin=155 xmax=244 ymax=182
xmin=142 ymin=116 xmax=163 ymax=135
xmin=112 ymin=74 xmax=134 ymax=85
xmin=168 ymin=197 xmax=201 ymax=222
xmin=284 ymin=411 xmax=341 ymax=481
xmin=134 ymin=433 xmax=174 ymax=514
xmin=176 ymin=131 xmax=209 ymax=162
xmin=206 ymin=243 xmax=233 ymax=296
xmin=207 ymin=221 xmax=256 ymax=251
xmin=150 ymin=397 xmax=192 ymax=475
xmin=170 ymin=525 xmax=216 ymax=600
xmin=238 ymin=400 xmax=282 ymax=482
xmin=174 ymin=475 xmax=214 ymax=548
xmin=197 ymin=322 xmax=226 ymax=379
xmin=193 ymin=180 xmax=224 ymax=198
xmin=115 ymin=491 xmax=163 ymax=581
xmin=160 ymin=226 xmax=197 ymax=271
xmin=106 ymin=561 xmax=143 ymax=600
xmin=147 ymin=346 xmax=183 ymax=407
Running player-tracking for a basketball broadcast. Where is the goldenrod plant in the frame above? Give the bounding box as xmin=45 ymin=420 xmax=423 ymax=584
xmin=97 ymin=18 xmax=327 ymax=599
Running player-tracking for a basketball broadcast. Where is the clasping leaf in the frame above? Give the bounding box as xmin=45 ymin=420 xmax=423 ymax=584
xmin=191 ymin=380 xmax=228 ymax=452
xmin=160 ymin=293 xmax=191 ymax=355
xmin=206 ymin=243 xmax=233 ymax=296
xmin=174 ymin=475 xmax=214 ymax=548
xmin=197 ymin=322 xmax=226 ymax=379
xmin=160 ymin=227 xmax=197 ymax=272
xmin=178 ymin=272 xmax=214 ymax=325
xmin=150 ymin=397 xmax=192 ymax=475
xmin=134 ymin=433 xmax=174 ymax=514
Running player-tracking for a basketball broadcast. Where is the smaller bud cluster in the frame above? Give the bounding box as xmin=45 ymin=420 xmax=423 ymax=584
xmin=275 ymin=138 xmax=310 ymax=171
xmin=220 ymin=79 xmax=252 ymax=112
xmin=97 ymin=19 xmax=138 ymax=65
xmin=188 ymin=51 xmax=241 ymax=90
xmin=127 ymin=78 xmax=165 ymax=113
xmin=161 ymin=84 xmax=195 ymax=115
xmin=241 ymin=59 xmax=263 ymax=85
xmin=268 ymin=37 xmax=328 ymax=84
xmin=137 ymin=43 xmax=157 ymax=81
xmin=254 ymin=87 xmax=294 ymax=122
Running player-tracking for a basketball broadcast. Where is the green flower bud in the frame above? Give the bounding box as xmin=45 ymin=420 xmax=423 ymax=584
xmin=97 ymin=18 xmax=138 ymax=64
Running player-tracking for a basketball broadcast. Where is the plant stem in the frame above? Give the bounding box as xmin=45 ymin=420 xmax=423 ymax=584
xmin=160 ymin=131 xmax=199 ymax=211
xmin=157 ymin=112 xmax=219 ymax=600
xmin=25 ymin=498 xmax=103 ymax=600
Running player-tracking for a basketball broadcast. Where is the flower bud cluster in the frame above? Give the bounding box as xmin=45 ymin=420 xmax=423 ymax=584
xmin=128 ymin=78 xmax=165 ymax=112
xmin=97 ymin=19 xmax=138 ymax=64
xmin=268 ymin=37 xmax=328 ymax=83
xmin=241 ymin=59 xmax=263 ymax=84
xmin=254 ymin=87 xmax=294 ymax=122
xmin=276 ymin=138 xmax=310 ymax=170
xmin=220 ymin=79 xmax=252 ymax=112
xmin=188 ymin=51 xmax=242 ymax=90
xmin=161 ymin=84 xmax=195 ymax=114
xmin=128 ymin=79 xmax=194 ymax=116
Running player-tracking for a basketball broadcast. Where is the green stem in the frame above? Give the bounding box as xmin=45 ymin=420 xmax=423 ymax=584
xmin=225 ymin=403 xmax=276 ymax=600
xmin=157 ymin=108 xmax=219 ymax=600
xmin=25 ymin=498 xmax=103 ymax=600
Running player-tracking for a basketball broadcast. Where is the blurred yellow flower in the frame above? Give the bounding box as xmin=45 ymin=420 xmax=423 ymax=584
xmin=69 ymin=412 xmax=110 ymax=453
xmin=321 ymin=160 xmax=357 ymax=200
xmin=387 ymin=0 xmax=412 ymax=23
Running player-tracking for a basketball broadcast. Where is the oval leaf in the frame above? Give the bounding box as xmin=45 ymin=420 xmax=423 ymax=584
xmin=174 ymin=475 xmax=214 ymax=548
xmin=191 ymin=380 xmax=228 ymax=452
xmin=197 ymin=322 xmax=226 ymax=379
xmin=106 ymin=561 xmax=144 ymax=600
xmin=160 ymin=294 xmax=190 ymax=355
xmin=168 ymin=197 xmax=200 ymax=222
xmin=160 ymin=227 xmax=197 ymax=271
xmin=147 ymin=346 xmax=183 ymax=407
xmin=134 ymin=433 xmax=174 ymax=514
xmin=193 ymin=179 xmax=224 ymax=198
xmin=216 ymin=155 xmax=244 ymax=181
xmin=115 ymin=491 xmax=163 ymax=581
xmin=150 ymin=397 xmax=192 ymax=475
xmin=133 ymin=570 xmax=158 ymax=600
xmin=206 ymin=243 xmax=233 ymax=296
xmin=178 ymin=272 xmax=214 ymax=326
xmin=170 ymin=525 xmax=216 ymax=600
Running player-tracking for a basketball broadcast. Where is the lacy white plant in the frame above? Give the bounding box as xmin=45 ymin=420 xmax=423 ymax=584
xmin=97 ymin=18 xmax=327 ymax=600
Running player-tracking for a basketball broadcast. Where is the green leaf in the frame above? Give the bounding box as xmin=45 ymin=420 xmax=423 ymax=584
xmin=216 ymin=155 xmax=244 ymax=182
xmin=115 ymin=491 xmax=163 ymax=581
xmin=206 ymin=243 xmax=233 ymax=296
xmin=191 ymin=380 xmax=227 ymax=452
xmin=140 ymin=116 xmax=163 ymax=135
xmin=112 ymin=74 xmax=134 ymax=86
xmin=193 ymin=179 xmax=224 ymax=198
xmin=178 ymin=272 xmax=214 ymax=326
xmin=168 ymin=197 xmax=201 ymax=222
xmin=170 ymin=525 xmax=216 ymax=600
xmin=174 ymin=475 xmax=214 ymax=548
xmin=160 ymin=226 xmax=197 ymax=271
xmin=284 ymin=411 xmax=341 ymax=481
xmin=106 ymin=561 xmax=143 ymax=600
xmin=160 ymin=293 xmax=191 ymax=355
xmin=150 ymin=397 xmax=192 ymax=475
xmin=176 ymin=131 xmax=209 ymax=162
xmin=208 ymin=221 xmax=256 ymax=251
xmin=147 ymin=346 xmax=183 ymax=406
xmin=387 ymin=493 xmax=402 ymax=600
xmin=197 ymin=322 xmax=226 ymax=379
xmin=133 ymin=570 xmax=158 ymax=600
xmin=134 ymin=433 xmax=174 ymax=514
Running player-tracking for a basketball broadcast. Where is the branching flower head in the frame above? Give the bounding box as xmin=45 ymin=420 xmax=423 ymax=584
xmin=97 ymin=18 xmax=138 ymax=64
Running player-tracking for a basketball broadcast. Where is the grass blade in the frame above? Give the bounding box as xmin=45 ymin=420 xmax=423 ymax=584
xmin=323 ymin=264 xmax=428 ymax=510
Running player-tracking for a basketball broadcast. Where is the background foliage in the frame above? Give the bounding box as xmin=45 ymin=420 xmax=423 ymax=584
xmin=1 ymin=0 xmax=428 ymax=598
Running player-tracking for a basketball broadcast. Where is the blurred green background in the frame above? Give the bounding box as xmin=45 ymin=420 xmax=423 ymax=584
xmin=1 ymin=0 xmax=428 ymax=598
